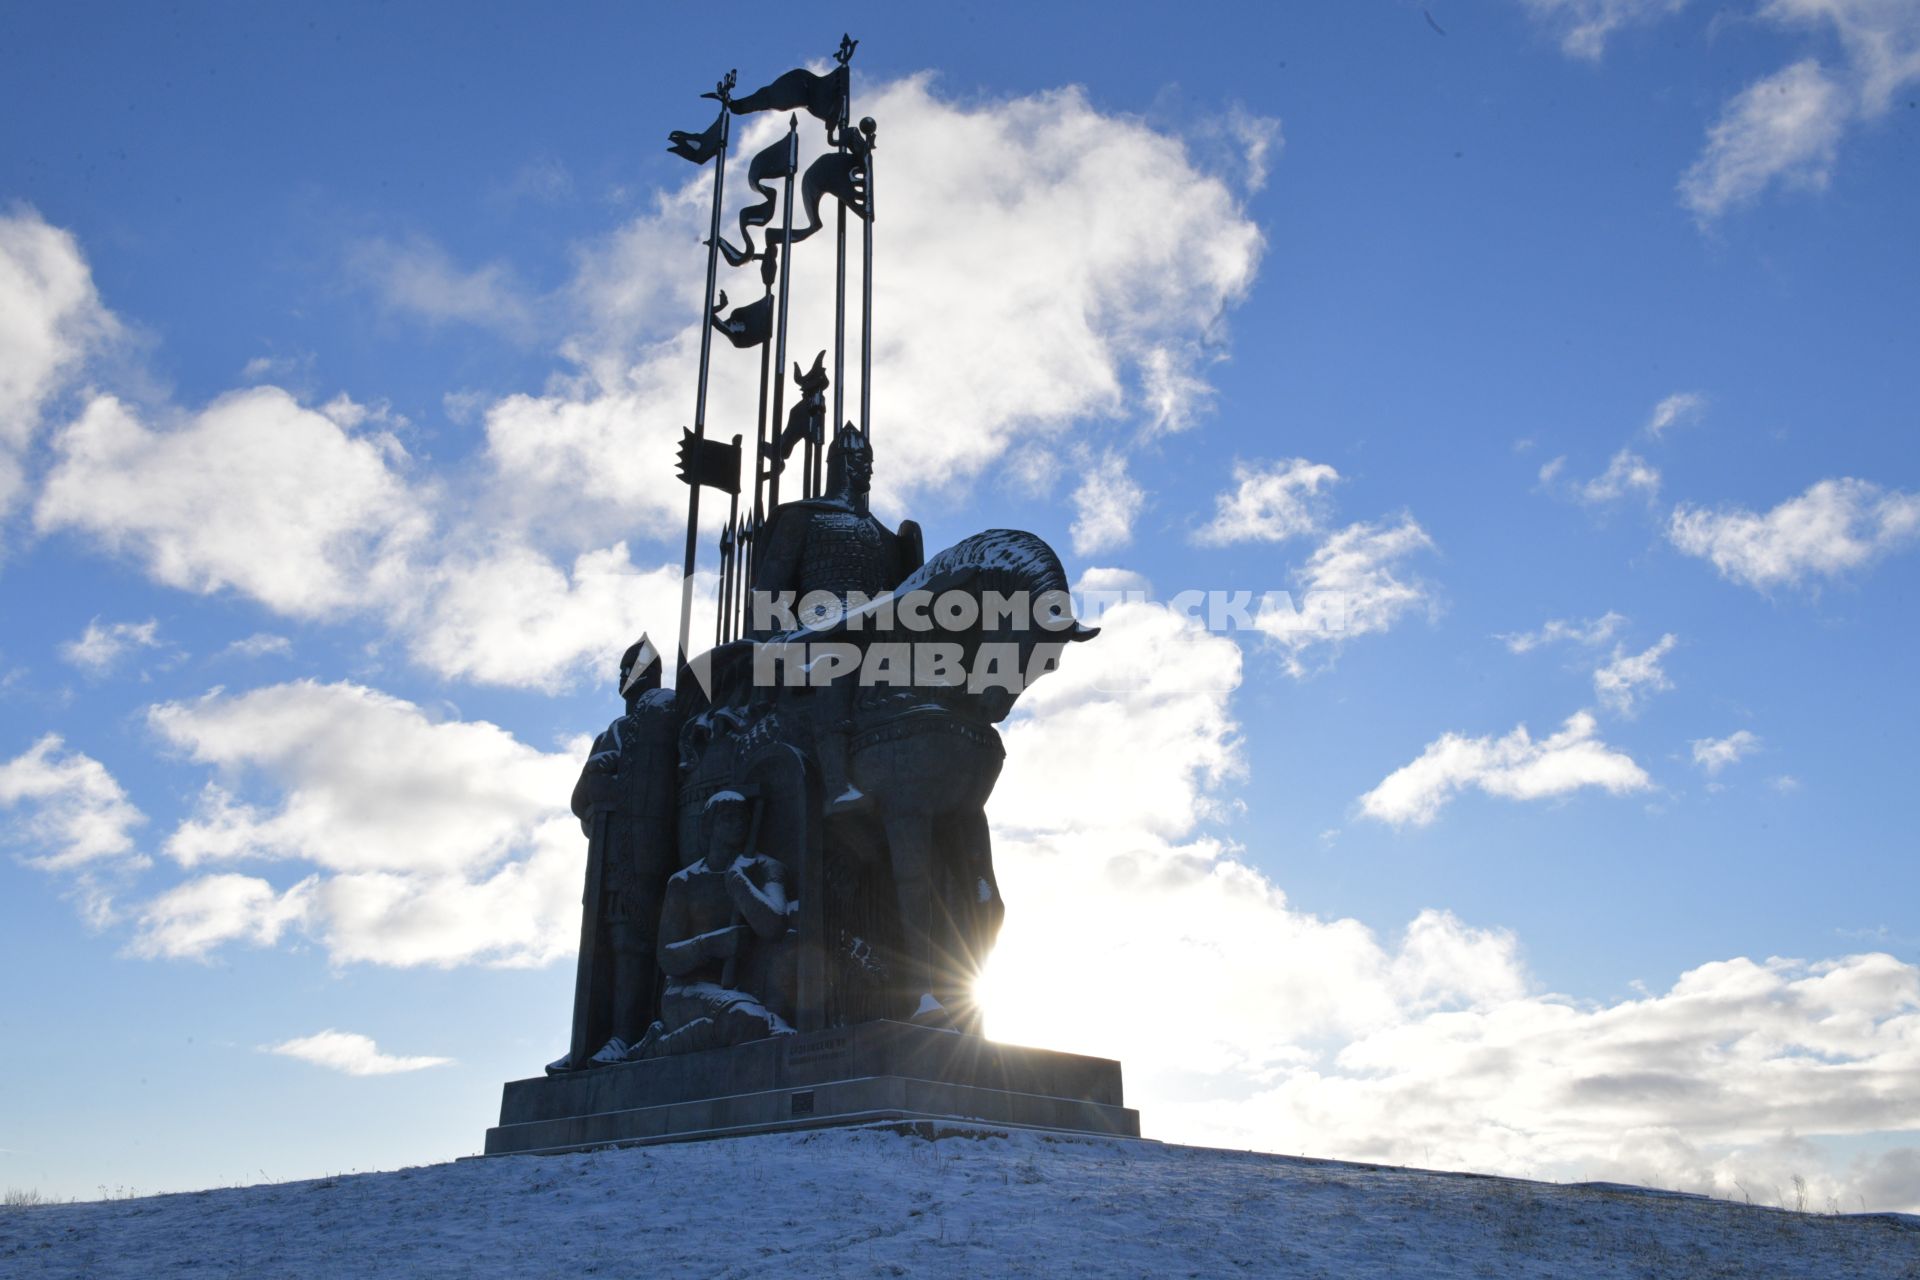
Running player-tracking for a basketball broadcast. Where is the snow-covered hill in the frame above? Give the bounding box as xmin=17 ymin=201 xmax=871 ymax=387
xmin=4 ymin=1125 xmax=1915 ymax=1278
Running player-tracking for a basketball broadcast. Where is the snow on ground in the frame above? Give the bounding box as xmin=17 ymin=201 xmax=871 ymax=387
xmin=3 ymin=1125 xmax=1916 ymax=1278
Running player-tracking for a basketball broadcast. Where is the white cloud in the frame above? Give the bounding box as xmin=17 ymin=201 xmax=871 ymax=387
xmin=992 ymin=592 xmax=1242 ymax=841
xmin=263 ymin=1029 xmax=451 ymax=1076
xmin=1069 ymin=452 xmax=1146 ymax=556
xmin=13 ymin=78 xmax=1265 ymax=695
xmin=404 ymin=542 xmax=697 ymax=693
xmin=1682 ymin=3 xmax=1920 ymax=222
xmin=1692 ymin=729 xmax=1761 ymax=774
xmin=1175 ymin=950 xmax=1920 ymax=1212
xmin=1645 ymin=391 xmax=1707 ymax=438
xmin=132 ymin=872 xmax=315 ymax=960
xmin=1359 ymin=711 xmax=1651 ymax=827
xmin=1193 ymin=457 xmax=1339 ymax=546
xmin=1767 ymin=0 xmax=1920 ymax=113
xmin=1593 ymin=633 xmax=1678 ymax=715
xmin=220 ymin=633 xmax=293 ymax=661
xmin=1499 ymin=610 xmax=1626 ymax=653
xmin=0 ymin=733 xmax=147 ymax=872
xmin=140 ymin=680 xmax=584 ymax=967
xmin=1519 ymin=0 xmax=1688 ymax=59
xmin=1668 ymin=477 xmax=1920 ymax=590
xmin=985 ymin=595 xmax=1917 ymax=1211
xmin=1257 ymin=515 xmax=1436 ymax=676
xmin=28 ymin=370 xmax=679 ymax=691
xmin=346 ymin=235 xmax=535 ymax=338
xmin=1576 ymin=448 xmax=1661 ymax=505
xmin=35 ymin=388 xmax=431 ymax=618
xmin=58 ymin=617 xmax=164 ymax=675
xmin=1681 ymin=60 xmax=1848 ymax=220
xmin=0 ymin=206 xmax=119 ymax=531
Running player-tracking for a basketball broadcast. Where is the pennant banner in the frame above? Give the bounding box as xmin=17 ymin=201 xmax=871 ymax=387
xmin=675 ymin=429 xmax=742 ymax=495
xmin=709 ymin=289 xmax=773 ymax=349
xmin=769 ymin=148 xmax=868 ymax=248
xmin=666 ymin=108 xmax=726 ymax=165
xmin=728 ymin=64 xmax=847 ymax=124
xmin=716 ymin=132 xmax=798 ymax=267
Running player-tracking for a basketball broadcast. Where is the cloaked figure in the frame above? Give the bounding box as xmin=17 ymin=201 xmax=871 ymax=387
xmin=636 ymin=790 xmax=797 ymax=1056
xmin=549 ymin=635 xmax=681 ymax=1073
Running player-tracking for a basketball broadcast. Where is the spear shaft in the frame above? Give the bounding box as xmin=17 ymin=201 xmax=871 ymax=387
xmin=766 ymin=116 xmax=800 ymax=509
xmin=860 ymin=116 xmax=876 ymax=439
xmin=676 ymin=100 xmax=732 ymax=674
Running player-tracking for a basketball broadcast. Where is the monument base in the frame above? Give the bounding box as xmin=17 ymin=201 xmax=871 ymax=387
xmin=483 ymin=1020 xmax=1140 ymax=1156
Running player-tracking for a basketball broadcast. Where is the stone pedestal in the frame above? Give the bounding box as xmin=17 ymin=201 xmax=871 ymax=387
xmin=484 ymin=1021 xmax=1139 ymax=1156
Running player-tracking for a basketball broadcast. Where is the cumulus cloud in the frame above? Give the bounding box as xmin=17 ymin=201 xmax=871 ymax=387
xmin=403 ymin=542 xmax=696 ymax=693
xmin=1668 ymin=476 xmax=1920 ymax=590
xmin=1645 ymin=391 xmax=1707 ymax=438
xmin=1193 ymin=457 xmax=1339 ymax=546
xmin=0 ymin=206 xmax=119 ymax=531
xmin=133 ymin=872 xmax=315 ymax=960
xmin=31 ymin=375 xmax=683 ymax=690
xmin=263 ymin=1028 xmax=451 ymax=1076
xmin=139 ymin=680 xmax=584 ymax=967
xmin=992 ymin=590 xmax=1242 ymax=841
xmin=1593 ymin=633 xmax=1678 ymax=715
xmin=1256 ymin=515 xmax=1436 ymax=676
xmin=1692 ymin=729 xmax=1761 ymax=774
xmin=59 ymin=617 xmax=164 ymax=675
xmin=1683 ymin=2 xmax=1920 ymax=221
xmin=1499 ymin=611 xmax=1626 ymax=654
xmin=1519 ymin=0 xmax=1688 ymax=59
xmin=17 ymin=76 xmax=1265 ymax=693
xmin=1359 ymin=711 xmax=1651 ymax=827
xmin=36 ymin=389 xmax=431 ymax=618
xmin=1069 ymin=452 xmax=1146 ymax=556
xmin=0 ymin=733 xmax=147 ymax=872
xmin=1171 ymin=950 xmax=1920 ymax=1212
xmin=985 ymin=592 xmax=1918 ymax=1211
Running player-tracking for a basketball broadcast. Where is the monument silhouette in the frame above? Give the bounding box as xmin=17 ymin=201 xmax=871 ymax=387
xmin=485 ymin=38 xmax=1137 ymax=1154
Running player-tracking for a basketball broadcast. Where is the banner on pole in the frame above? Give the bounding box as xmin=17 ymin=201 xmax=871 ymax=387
xmin=676 ymin=429 xmax=742 ymax=495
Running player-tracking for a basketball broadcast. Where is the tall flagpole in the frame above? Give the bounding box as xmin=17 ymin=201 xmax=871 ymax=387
xmin=831 ymin=52 xmax=851 ymax=458
xmin=766 ymin=114 xmax=800 ymax=510
xmin=750 ymin=247 xmax=776 ymax=568
xmin=676 ymin=75 xmax=734 ymax=674
xmin=859 ymin=115 xmax=877 ymax=439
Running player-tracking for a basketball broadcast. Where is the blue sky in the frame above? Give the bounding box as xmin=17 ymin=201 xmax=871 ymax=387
xmin=4 ymin=1 xmax=1918 ymax=1210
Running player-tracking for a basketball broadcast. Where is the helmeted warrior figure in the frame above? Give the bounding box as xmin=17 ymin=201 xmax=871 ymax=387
xmin=750 ymin=423 xmax=922 ymax=632
xmin=549 ymin=634 xmax=681 ymax=1072
xmin=749 ymin=424 xmax=923 ymax=808
xmin=637 ymin=790 xmax=797 ymax=1057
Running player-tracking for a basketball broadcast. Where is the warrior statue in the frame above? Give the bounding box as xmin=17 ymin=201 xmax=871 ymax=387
xmin=750 ymin=423 xmax=922 ymax=809
xmin=637 ymin=790 xmax=797 ymax=1056
xmin=529 ymin=44 xmax=1106 ymax=1074
xmin=751 ymin=422 xmax=921 ymax=631
xmin=550 ymin=635 xmax=680 ymax=1072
